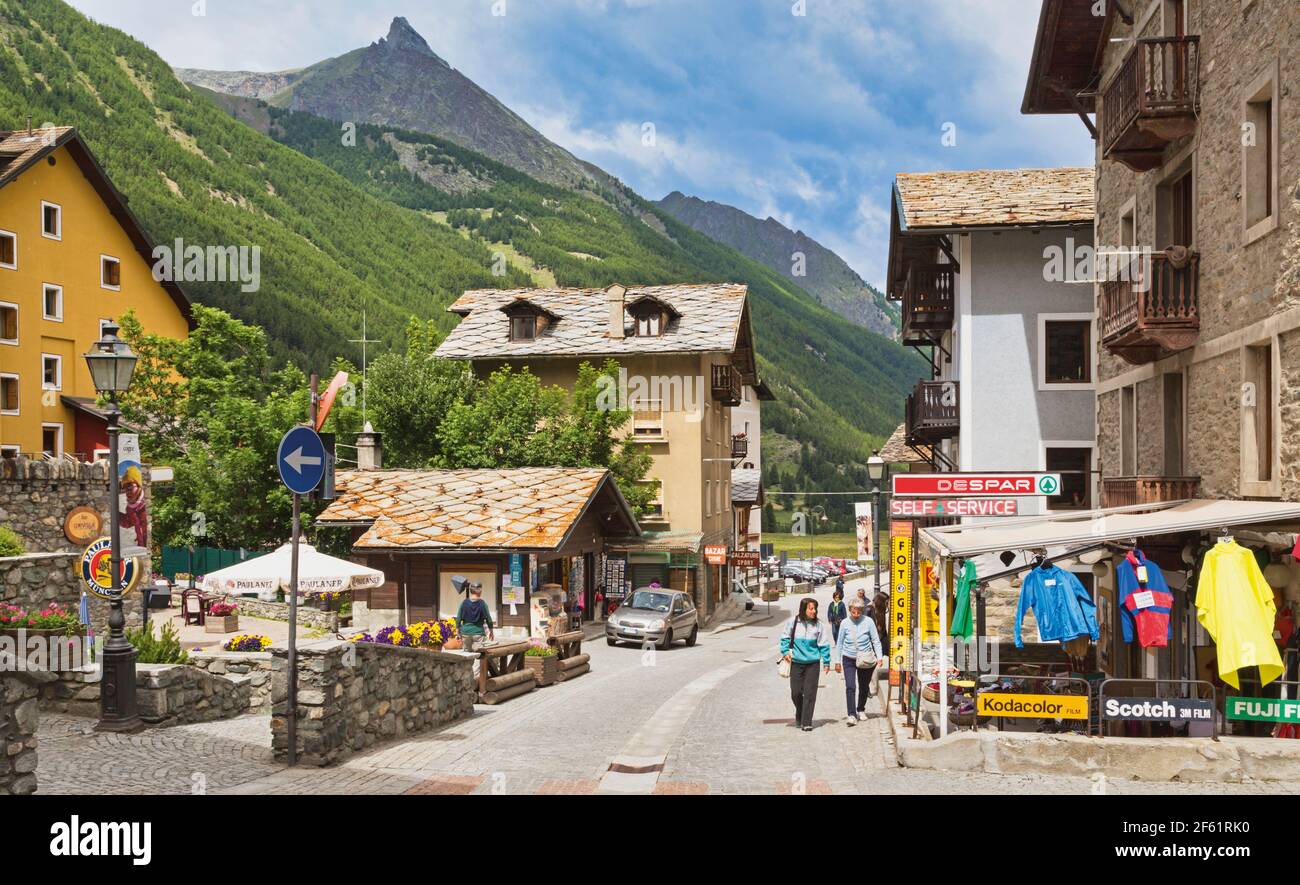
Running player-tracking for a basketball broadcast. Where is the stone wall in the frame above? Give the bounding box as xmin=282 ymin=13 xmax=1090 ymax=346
xmin=190 ymin=651 xmax=273 ymax=713
xmin=270 ymin=639 xmax=475 ymax=767
xmin=0 ymin=457 xmax=153 ymax=555
xmin=0 ymin=670 xmax=49 ymax=795
xmin=1 ymin=552 xmax=144 ymax=637
xmin=38 ymin=664 xmax=100 ymax=717
xmin=219 ymin=596 xmax=338 ymax=632
xmin=135 ymin=663 xmax=251 ymax=727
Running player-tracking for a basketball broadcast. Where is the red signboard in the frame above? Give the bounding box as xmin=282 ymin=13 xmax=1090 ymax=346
xmin=890 ymin=498 xmax=1020 ymax=517
xmin=891 ymin=473 xmax=1061 ymax=497
xmin=704 ymin=545 xmax=728 ymax=566
xmin=729 ymin=551 xmax=761 ymax=568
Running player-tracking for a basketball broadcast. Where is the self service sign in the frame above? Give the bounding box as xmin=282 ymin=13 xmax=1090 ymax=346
xmin=892 ymin=473 xmax=1061 ymax=497
xmin=890 ymin=498 xmax=1020 ymax=518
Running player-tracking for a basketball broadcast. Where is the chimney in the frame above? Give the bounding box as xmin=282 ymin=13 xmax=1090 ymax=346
xmin=606 ymin=284 xmax=626 ymax=339
xmin=356 ymin=421 xmax=383 ymax=470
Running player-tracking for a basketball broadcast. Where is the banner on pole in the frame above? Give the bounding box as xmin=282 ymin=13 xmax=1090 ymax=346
xmin=854 ymin=503 xmax=873 ymax=561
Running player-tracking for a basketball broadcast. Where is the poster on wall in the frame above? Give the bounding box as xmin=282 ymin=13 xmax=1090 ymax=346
xmin=854 ymin=503 xmax=873 ymax=561
xmin=117 ymin=433 xmax=149 ymax=557
xmin=603 ymin=557 xmax=628 ymax=606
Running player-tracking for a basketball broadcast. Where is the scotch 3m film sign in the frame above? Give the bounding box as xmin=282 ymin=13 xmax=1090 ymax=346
xmin=891 ymin=473 xmax=1061 ymax=497
xmin=889 ymin=521 xmax=913 ymax=677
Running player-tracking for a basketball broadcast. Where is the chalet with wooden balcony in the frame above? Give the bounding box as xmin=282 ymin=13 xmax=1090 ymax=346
xmin=885 ymin=167 xmax=1097 ymax=509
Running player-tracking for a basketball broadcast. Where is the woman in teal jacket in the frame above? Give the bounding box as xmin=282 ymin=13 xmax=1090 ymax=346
xmin=780 ymin=598 xmax=832 ymax=731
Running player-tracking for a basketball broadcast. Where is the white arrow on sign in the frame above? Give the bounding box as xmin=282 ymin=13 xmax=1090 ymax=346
xmin=284 ymin=447 xmax=322 ymax=474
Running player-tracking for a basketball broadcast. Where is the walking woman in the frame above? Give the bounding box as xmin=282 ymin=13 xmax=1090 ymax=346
xmin=827 ymin=589 xmax=847 ymax=643
xmin=835 ymin=597 xmax=883 ymax=724
xmin=779 ymin=598 xmax=831 ymax=732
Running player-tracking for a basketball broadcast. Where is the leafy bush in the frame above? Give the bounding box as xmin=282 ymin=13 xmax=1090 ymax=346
xmin=125 ymin=621 xmax=189 ymax=664
xmin=0 ymin=526 xmax=24 ymax=558
xmin=525 ymin=643 xmax=557 ymax=657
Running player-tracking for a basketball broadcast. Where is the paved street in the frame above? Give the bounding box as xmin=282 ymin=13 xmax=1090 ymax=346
xmin=32 ymin=575 xmax=1300 ymax=795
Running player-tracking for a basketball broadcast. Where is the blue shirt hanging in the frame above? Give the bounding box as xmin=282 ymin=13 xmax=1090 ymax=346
xmin=1014 ymin=564 xmax=1099 ymax=648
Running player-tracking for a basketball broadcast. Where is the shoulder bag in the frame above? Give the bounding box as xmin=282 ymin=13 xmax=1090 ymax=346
xmin=851 ymin=620 xmax=878 ymax=668
xmin=778 ymin=618 xmax=797 ymax=678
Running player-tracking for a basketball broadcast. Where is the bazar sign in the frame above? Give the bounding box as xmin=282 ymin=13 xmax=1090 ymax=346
xmin=892 ymin=474 xmax=1061 ymax=497
xmin=1103 ymin=697 xmax=1213 ymax=722
xmin=1225 ymin=696 xmax=1300 ymax=723
xmin=704 ymin=545 xmax=728 ymax=566
xmin=890 ymin=498 xmax=1019 ymax=517
xmin=976 ymin=692 xmax=1089 ymax=720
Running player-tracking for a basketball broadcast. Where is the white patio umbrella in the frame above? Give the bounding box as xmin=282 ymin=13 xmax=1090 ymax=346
xmin=200 ymin=543 xmax=385 ymax=601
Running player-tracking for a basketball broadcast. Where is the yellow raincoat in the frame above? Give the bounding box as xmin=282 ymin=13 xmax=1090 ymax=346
xmin=1195 ymin=540 xmax=1283 ymax=689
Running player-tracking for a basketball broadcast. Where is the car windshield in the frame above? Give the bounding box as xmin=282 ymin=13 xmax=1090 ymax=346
xmin=628 ymin=591 xmax=673 ymax=612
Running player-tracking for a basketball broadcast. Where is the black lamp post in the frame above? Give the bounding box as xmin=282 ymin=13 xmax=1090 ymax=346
xmin=867 ymin=451 xmax=887 ymax=595
xmin=85 ymin=321 xmax=141 ymax=733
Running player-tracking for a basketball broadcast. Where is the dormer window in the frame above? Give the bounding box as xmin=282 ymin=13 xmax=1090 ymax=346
xmin=510 ymin=315 xmax=538 ymax=341
xmin=501 ymin=298 xmax=559 ymax=342
xmin=627 ymin=295 xmax=679 ymax=338
xmin=636 ymin=312 xmax=662 ymax=337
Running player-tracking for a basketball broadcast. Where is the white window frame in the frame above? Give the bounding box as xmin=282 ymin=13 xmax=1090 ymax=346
xmin=40 ymin=201 xmax=62 ymax=241
xmin=40 ymin=423 xmax=63 ymax=458
xmin=629 ymin=397 xmax=668 ymax=443
xmin=0 ymin=372 xmax=19 ymax=416
xmin=1037 ymin=313 xmax=1096 ymax=391
xmin=0 ymin=301 xmax=17 ymax=345
xmin=1039 ymin=440 xmax=1096 ymax=513
xmin=1240 ymin=336 xmax=1281 ymax=498
xmin=41 ymin=353 xmax=62 ymax=391
xmin=100 ymin=254 xmax=121 ymax=291
xmin=42 ymin=282 xmax=63 ymax=322
xmin=98 ymin=318 xmax=113 ymax=337
xmin=0 ymin=229 xmax=16 ymax=270
xmin=1241 ymin=58 xmax=1280 ymax=246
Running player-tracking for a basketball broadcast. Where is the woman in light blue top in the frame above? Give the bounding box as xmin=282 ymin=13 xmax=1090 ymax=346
xmin=779 ymin=597 xmax=831 ymax=732
xmin=834 ymin=598 xmax=882 ymax=724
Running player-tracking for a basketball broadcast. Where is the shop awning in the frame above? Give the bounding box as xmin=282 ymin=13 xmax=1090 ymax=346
xmin=920 ymin=499 xmax=1300 ymax=558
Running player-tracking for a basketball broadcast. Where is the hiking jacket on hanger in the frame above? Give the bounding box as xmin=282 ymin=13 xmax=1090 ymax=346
xmin=1014 ymin=564 xmax=1099 ymax=648
xmin=1195 ymin=540 xmax=1283 ymax=689
xmin=950 ymin=559 xmax=975 ymax=640
xmin=1116 ymin=549 xmax=1174 ymax=647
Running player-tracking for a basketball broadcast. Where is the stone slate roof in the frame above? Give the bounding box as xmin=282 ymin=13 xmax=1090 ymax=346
xmin=878 ymin=423 xmax=930 ymax=465
xmin=731 ymin=468 xmax=762 ymax=506
xmin=317 ymin=467 xmax=638 ymax=550
xmin=436 ymin=284 xmax=749 ymax=360
xmin=0 ymin=126 xmax=75 ymax=185
xmin=894 ymin=167 xmax=1094 ymax=231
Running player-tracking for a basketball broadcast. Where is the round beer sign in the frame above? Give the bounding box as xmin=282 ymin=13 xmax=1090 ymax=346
xmin=64 ymin=506 xmax=104 ymax=546
xmin=79 ymin=538 xmax=141 ymax=600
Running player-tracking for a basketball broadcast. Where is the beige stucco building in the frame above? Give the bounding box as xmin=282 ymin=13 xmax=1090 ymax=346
xmin=435 ymin=283 xmax=768 ymax=617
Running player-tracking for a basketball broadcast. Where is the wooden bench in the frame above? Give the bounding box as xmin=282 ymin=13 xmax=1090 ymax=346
xmin=550 ymin=630 xmax=591 ymax=683
xmin=477 ymin=639 xmax=537 ymax=704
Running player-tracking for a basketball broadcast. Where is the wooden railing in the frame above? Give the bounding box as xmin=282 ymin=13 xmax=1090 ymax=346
xmin=1100 ymin=251 xmax=1199 ymax=364
xmin=905 ymin=380 xmax=959 ymax=444
xmin=902 ymin=263 xmax=955 ymax=337
xmin=1102 ymin=36 xmax=1200 ymax=159
xmin=1102 ymin=476 xmax=1201 ymax=508
xmin=711 ymin=364 xmax=742 ymax=406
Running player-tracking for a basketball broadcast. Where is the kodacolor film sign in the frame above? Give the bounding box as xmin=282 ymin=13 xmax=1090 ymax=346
xmin=976 ymin=693 xmax=1089 ymax=720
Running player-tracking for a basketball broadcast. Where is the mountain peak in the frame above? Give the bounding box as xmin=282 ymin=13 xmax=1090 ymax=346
xmin=380 ymin=16 xmax=447 ymax=66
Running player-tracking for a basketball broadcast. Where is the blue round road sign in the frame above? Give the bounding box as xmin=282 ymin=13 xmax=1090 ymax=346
xmin=278 ymin=426 xmax=326 ymax=495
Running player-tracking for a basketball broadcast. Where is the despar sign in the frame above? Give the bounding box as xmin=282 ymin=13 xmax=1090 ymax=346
xmin=976 ymin=692 xmax=1089 ymax=719
xmin=1103 ymin=697 xmax=1213 ymax=722
xmin=892 ymin=474 xmax=1061 ymax=497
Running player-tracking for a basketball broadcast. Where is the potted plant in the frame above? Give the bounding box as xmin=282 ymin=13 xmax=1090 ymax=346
xmin=523 ymin=642 xmax=559 ymax=686
xmin=0 ymin=602 xmax=86 ymax=639
xmin=206 ymin=601 xmax=240 ymax=634
xmin=223 ymin=634 xmax=271 ymax=652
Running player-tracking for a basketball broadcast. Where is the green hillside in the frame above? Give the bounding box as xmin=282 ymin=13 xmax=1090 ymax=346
xmin=0 ymin=0 xmax=924 ymax=476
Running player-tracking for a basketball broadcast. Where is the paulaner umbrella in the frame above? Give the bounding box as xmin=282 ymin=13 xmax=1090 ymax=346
xmin=201 ymin=543 xmax=385 ymax=601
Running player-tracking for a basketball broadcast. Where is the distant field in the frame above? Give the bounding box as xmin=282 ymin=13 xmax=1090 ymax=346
xmin=763 ymin=532 xmax=864 ymax=560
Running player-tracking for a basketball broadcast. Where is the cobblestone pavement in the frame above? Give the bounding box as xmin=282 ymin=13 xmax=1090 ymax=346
xmin=32 ymin=579 xmax=1300 ymax=795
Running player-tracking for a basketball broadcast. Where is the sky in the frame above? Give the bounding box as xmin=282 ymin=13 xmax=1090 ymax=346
xmin=67 ymin=0 xmax=1094 ymax=289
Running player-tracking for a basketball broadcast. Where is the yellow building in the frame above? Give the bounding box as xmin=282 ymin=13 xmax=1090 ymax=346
xmin=0 ymin=126 xmax=192 ymax=457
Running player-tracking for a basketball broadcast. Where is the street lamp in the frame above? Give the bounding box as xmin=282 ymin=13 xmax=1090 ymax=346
xmin=867 ymin=451 xmax=887 ymax=595
xmin=85 ymin=321 xmax=141 ymax=733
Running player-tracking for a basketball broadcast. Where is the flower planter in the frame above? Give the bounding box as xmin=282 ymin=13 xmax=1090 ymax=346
xmin=205 ymin=615 xmax=239 ymax=634
xmin=524 ymin=655 xmax=559 ymax=687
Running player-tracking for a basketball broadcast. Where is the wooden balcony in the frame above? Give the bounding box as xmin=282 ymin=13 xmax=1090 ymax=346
xmin=731 ymin=434 xmax=748 ymax=460
xmin=711 ymin=364 xmax=741 ymax=407
xmin=1101 ymin=36 xmax=1200 ymax=172
xmin=1102 ymin=476 xmax=1201 ymax=508
xmin=1100 ymin=251 xmax=1199 ymax=365
xmin=905 ymin=380 xmax=959 ymax=446
xmin=901 ymin=263 xmax=955 ymax=344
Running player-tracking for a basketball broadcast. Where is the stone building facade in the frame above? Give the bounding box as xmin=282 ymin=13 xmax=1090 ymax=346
xmin=1 ymin=551 xmax=144 ymax=636
xmin=1027 ymin=0 xmax=1300 ymax=503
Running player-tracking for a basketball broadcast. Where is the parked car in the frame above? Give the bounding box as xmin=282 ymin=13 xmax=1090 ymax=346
xmin=814 ymin=557 xmax=848 ymax=575
xmin=606 ymin=588 xmax=699 ymax=649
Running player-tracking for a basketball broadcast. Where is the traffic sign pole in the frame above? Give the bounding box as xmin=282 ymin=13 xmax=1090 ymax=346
xmin=287 ymin=490 xmax=300 ymax=767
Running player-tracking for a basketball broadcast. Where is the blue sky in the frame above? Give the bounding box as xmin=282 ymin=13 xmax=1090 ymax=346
xmin=69 ymin=0 xmax=1094 ymax=289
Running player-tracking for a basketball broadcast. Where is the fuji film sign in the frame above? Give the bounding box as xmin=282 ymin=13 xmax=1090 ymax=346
xmin=891 ymin=473 xmax=1061 ymax=497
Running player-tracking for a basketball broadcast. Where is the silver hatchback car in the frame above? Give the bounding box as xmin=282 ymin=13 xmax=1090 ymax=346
xmin=606 ymin=588 xmax=699 ymax=649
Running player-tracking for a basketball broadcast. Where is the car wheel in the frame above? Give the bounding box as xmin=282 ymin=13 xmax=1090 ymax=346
xmin=659 ymin=629 xmax=673 ymax=650
xmin=686 ymin=625 xmax=698 ymax=647
xmin=606 ymin=637 xmax=618 ymax=647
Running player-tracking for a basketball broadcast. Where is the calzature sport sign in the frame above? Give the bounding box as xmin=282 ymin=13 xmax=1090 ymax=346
xmin=891 ymin=474 xmax=1062 ymax=497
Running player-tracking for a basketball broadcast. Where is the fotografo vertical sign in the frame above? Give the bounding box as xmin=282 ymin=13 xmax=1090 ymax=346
xmin=889 ymin=520 xmax=914 ymax=681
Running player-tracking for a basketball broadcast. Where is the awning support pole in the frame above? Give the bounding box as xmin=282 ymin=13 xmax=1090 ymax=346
xmin=939 ymin=555 xmax=948 ymax=739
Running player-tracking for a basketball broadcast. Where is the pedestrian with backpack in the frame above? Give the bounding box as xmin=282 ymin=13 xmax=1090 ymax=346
xmin=834 ymin=597 xmax=882 ymax=725
xmin=827 ymin=589 xmax=847 ymax=643
xmin=778 ymin=597 xmax=831 ymax=732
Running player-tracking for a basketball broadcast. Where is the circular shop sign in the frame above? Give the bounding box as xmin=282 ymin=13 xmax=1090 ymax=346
xmin=79 ymin=537 xmax=142 ymax=600
xmin=64 ymin=506 xmax=104 ymax=546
